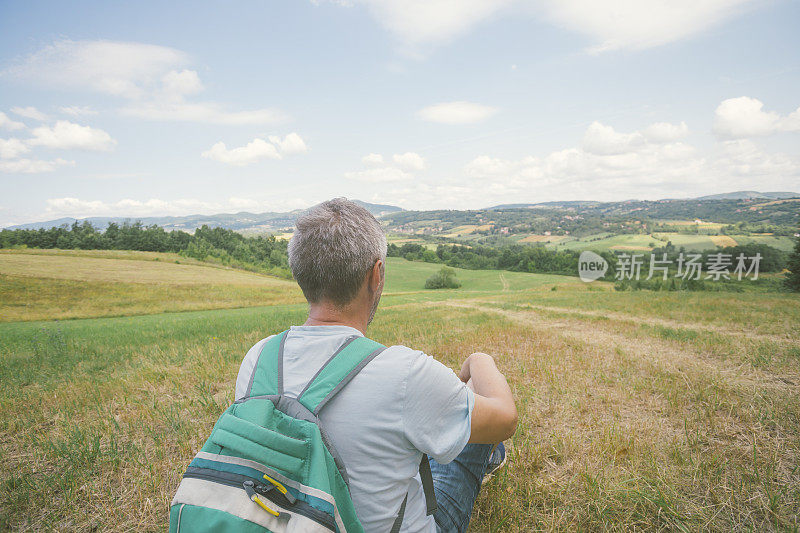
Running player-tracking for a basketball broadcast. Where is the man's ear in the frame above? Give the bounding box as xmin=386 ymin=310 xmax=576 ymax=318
xmin=369 ymin=259 xmax=383 ymax=292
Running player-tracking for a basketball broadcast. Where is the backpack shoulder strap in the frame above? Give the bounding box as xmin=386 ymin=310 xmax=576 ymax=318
xmin=244 ymin=329 xmax=289 ymax=398
xmin=390 ymin=455 xmax=438 ymax=532
xmin=419 ymin=454 xmax=437 ymax=515
xmin=297 ymin=335 xmax=386 ymax=415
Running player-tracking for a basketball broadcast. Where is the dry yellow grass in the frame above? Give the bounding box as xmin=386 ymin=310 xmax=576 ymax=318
xmin=710 ymin=235 xmax=738 ymax=247
xmin=610 ymin=245 xmax=652 ymax=251
xmin=749 ymin=198 xmax=800 ymax=209
xmin=520 ymin=234 xmax=568 ymax=243
xmin=0 ymin=251 xmax=286 ymax=286
xmin=443 ymin=224 xmax=480 ymax=237
xmin=0 ymin=250 xmax=302 ymax=321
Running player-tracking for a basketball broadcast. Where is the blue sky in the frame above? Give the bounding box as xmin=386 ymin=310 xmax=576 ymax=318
xmin=1 ymin=0 xmax=799 ymax=225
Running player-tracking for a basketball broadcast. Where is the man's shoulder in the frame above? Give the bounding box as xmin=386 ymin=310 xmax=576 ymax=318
xmin=370 ymin=343 xmax=458 ymax=383
xmin=371 ymin=342 xmax=429 ymax=365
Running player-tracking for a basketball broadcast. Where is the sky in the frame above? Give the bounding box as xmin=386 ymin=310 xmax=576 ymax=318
xmin=1 ymin=0 xmax=799 ymax=225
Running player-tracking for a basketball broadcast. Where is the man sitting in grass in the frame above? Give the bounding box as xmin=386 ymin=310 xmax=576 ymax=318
xmin=235 ymin=198 xmax=518 ymax=532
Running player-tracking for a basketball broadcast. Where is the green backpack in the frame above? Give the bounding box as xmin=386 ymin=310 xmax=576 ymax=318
xmin=170 ymin=330 xmax=437 ymax=532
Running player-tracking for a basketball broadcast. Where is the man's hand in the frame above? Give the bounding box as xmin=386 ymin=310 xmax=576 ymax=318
xmin=461 ymin=352 xmax=518 ymax=444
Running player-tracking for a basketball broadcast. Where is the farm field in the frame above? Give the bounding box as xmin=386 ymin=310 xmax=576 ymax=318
xmin=545 ymin=232 xmax=796 ymax=253
xmin=0 ymin=250 xmax=798 ymax=531
xmin=385 ymin=227 xmax=795 ymax=254
xmin=550 ymin=233 xmax=658 ymax=252
xmin=731 ymin=234 xmax=796 ymax=252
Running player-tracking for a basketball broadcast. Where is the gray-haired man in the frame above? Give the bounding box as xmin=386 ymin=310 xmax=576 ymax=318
xmin=235 ymin=198 xmax=517 ymax=532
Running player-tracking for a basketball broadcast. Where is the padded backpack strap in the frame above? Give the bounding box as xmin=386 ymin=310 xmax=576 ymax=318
xmin=297 ymin=336 xmax=386 ymax=415
xmin=244 ymin=330 xmax=289 ymax=398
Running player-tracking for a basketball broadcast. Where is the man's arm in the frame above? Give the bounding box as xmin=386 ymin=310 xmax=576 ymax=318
xmin=459 ymin=352 xmax=518 ymax=444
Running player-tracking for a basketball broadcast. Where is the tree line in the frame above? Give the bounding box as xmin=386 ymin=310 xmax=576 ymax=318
xmin=388 ymin=242 xmax=617 ymax=277
xmin=0 ymin=221 xmax=290 ymax=278
xmin=388 ymin=240 xmax=796 ymax=290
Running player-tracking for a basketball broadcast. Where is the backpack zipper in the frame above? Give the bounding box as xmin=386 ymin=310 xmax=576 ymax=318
xmin=182 ymin=467 xmax=336 ymax=531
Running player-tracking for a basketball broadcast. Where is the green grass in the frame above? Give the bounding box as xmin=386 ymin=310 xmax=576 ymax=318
xmin=0 ymin=250 xmax=798 ymax=531
xmin=384 ymin=257 xmax=581 ymax=293
xmin=550 ymin=233 xmax=659 ymax=252
xmin=729 ymin=234 xmax=796 ymax=252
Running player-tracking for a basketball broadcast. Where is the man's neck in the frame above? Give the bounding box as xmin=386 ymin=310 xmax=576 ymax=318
xmin=304 ymin=301 xmax=368 ymax=335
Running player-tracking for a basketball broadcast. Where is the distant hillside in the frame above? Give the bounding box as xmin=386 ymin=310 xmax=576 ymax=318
xmin=6 ymin=200 xmax=403 ymax=232
xmin=695 ymin=191 xmax=800 ymax=200
xmin=381 ymin=196 xmax=800 ymax=246
xmin=484 ymin=201 xmax=600 ymax=210
xmin=483 ymin=192 xmax=800 ymax=210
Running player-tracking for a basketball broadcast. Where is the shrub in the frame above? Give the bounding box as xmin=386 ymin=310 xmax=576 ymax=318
xmin=784 ymin=233 xmax=800 ymax=292
xmin=425 ymin=266 xmax=462 ymax=289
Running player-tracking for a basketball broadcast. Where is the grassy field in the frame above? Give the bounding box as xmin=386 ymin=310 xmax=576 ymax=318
xmin=0 ymin=249 xmax=303 ymax=322
xmin=0 ymin=250 xmax=799 ymax=531
xmin=551 ymin=234 xmax=658 ymax=252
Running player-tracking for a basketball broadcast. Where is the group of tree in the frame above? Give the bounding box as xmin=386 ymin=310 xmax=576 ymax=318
xmin=389 ymin=237 xmax=799 ymax=289
xmin=425 ymin=266 xmax=462 ymax=289
xmin=648 ymin=241 xmax=788 ymax=273
xmin=388 ymin=242 xmax=618 ymax=278
xmin=0 ymin=221 xmax=291 ymax=277
xmin=785 ymin=234 xmax=800 ymax=292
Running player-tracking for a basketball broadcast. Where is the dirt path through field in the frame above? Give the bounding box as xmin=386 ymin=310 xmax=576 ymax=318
xmin=413 ymin=296 xmax=796 ymax=346
xmin=433 ymin=299 xmax=799 ymax=391
xmin=499 ymin=273 xmax=510 ymax=291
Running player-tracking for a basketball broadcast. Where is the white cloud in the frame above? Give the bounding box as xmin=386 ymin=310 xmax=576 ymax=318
xmin=393 ymin=151 xmax=425 ymax=171
xmin=348 ymin=150 xmax=425 ymax=182
xmin=202 ymin=134 xmax=308 ymax=165
xmin=11 ymin=106 xmax=47 ymax=122
xmin=0 ymin=112 xmax=25 ymax=131
xmin=582 ymin=121 xmax=646 ymax=155
xmin=42 ymin=196 xmax=311 ymax=218
xmin=226 ymin=197 xmax=262 ymax=212
xmin=642 ymin=121 xmax=689 ymax=143
xmin=713 ymin=96 xmax=800 ymax=139
xmin=5 ymin=39 xmax=189 ymax=98
xmin=161 ymin=69 xmax=203 ymax=99
xmin=417 ymin=101 xmax=498 ymax=124
xmin=458 ymin=121 xmax=799 ymax=206
xmin=0 ymin=158 xmax=74 ymax=174
xmin=6 ymin=40 xmax=287 ymax=125
xmin=352 ymin=0 xmax=514 ymax=48
xmin=713 ymin=139 xmax=799 ymax=178
xmin=268 ymin=132 xmax=308 ymax=155
xmin=362 ymin=153 xmax=385 ymax=166
xmin=344 ymin=167 xmax=413 ymax=183
xmin=0 ymin=138 xmax=30 ymax=159
xmin=45 ymin=197 xmax=222 ymax=217
xmin=28 ymin=120 xmax=116 ymax=151
xmin=202 ymin=139 xmax=281 ymax=166
xmin=320 ymin=0 xmax=756 ymax=53
xmin=121 ymin=101 xmax=287 ymax=125
xmin=537 ymin=0 xmax=756 ymax=53
xmin=59 ymin=105 xmax=98 ymax=117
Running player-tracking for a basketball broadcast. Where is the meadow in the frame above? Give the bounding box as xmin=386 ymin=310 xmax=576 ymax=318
xmin=0 ymin=249 xmax=798 ymax=531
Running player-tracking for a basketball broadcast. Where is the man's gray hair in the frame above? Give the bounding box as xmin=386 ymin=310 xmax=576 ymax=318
xmin=288 ymin=198 xmax=387 ymax=305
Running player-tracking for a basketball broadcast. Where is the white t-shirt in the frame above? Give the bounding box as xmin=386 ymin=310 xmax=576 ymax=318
xmin=235 ymin=325 xmax=474 ymax=532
